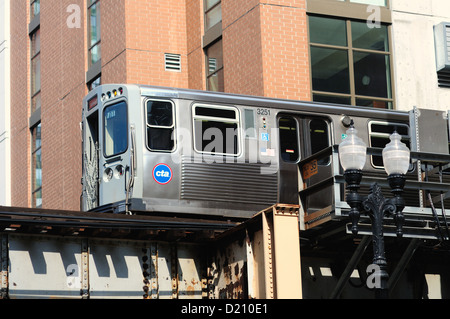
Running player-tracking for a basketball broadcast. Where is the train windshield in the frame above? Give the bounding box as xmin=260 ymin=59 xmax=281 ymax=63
xmin=104 ymin=101 xmax=128 ymax=157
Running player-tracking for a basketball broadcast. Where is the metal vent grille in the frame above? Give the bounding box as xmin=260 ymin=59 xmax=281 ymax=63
xmin=181 ymin=157 xmax=278 ymax=205
xmin=164 ymin=53 xmax=181 ymax=72
xmin=434 ymin=23 xmax=450 ymax=87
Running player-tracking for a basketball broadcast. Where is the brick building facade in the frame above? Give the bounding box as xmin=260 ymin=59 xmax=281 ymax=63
xmin=9 ymin=0 xmax=311 ymax=210
xmin=9 ymin=0 xmax=450 ymax=210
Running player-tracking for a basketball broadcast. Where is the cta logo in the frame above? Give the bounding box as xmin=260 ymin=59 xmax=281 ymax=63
xmin=152 ymin=163 xmax=173 ymax=185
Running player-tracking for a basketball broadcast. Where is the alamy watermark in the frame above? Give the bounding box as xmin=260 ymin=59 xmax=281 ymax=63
xmin=66 ymin=4 xmax=81 ymax=29
xmin=367 ymin=5 xmax=381 ymax=29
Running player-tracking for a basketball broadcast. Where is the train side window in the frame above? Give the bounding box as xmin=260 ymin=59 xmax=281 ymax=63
xmin=279 ymin=117 xmax=299 ymax=162
xmin=310 ymin=119 xmax=330 ymax=165
xmin=369 ymin=121 xmax=410 ymax=168
xmin=104 ymin=101 xmax=128 ymax=157
xmin=193 ymin=105 xmax=240 ymax=156
xmin=146 ymin=100 xmax=175 ymax=152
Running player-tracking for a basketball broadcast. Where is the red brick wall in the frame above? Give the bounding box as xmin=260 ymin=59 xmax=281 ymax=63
xmin=223 ymin=0 xmax=310 ymax=100
xmin=40 ymin=0 xmax=86 ymax=210
xmin=260 ymin=0 xmax=310 ymax=100
xmin=9 ymin=0 xmax=312 ymax=211
xmin=222 ymin=1 xmax=264 ymax=96
xmin=186 ymin=0 xmax=205 ymax=90
xmin=10 ymin=0 xmax=31 ymax=207
xmin=124 ymin=0 xmax=189 ymax=88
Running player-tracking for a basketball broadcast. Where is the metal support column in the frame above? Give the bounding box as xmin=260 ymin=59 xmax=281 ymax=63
xmin=388 ymin=238 xmax=421 ymax=295
xmin=81 ymin=239 xmax=90 ymax=299
xmin=330 ymin=235 xmax=371 ymax=299
xmin=262 ymin=205 xmax=302 ymax=299
xmin=1 ymin=235 xmax=8 ymax=299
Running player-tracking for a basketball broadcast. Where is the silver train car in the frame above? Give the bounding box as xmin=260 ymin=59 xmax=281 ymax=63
xmin=81 ymin=84 xmax=422 ymax=218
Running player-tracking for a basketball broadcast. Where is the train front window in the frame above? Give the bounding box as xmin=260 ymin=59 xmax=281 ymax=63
xmin=104 ymin=101 xmax=128 ymax=157
xmin=146 ymin=100 xmax=175 ymax=152
xmin=193 ymin=105 xmax=240 ymax=156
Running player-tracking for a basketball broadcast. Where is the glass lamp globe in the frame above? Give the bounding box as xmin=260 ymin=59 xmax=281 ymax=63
xmin=339 ymin=123 xmax=367 ymax=171
xmin=382 ymin=131 xmax=410 ymax=175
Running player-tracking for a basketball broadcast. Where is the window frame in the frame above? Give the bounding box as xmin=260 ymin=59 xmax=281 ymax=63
xmin=204 ymin=0 xmax=222 ymax=31
xmin=192 ymin=103 xmax=242 ymax=157
xmin=103 ymin=100 xmax=128 ymax=158
xmin=31 ymin=122 xmax=42 ymax=208
xmin=145 ymin=99 xmax=176 ymax=153
xmin=205 ymin=39 xmax=224 ymax=92
xmin=88 ymin=0 xmax=101 ymax=68
xmin=307 ymin=2 xmax=395 ymax=109
xmin=308 ymin=14 xmax=395 ymax=109
xmin=30 ymin=28 xmax=41 ymax=113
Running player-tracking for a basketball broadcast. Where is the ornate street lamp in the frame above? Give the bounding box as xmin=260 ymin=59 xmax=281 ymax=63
xmin=339 ymin=121 xmax=410 ymax=299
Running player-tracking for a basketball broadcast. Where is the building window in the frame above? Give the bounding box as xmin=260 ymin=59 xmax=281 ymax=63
xmin=309 ymin=15 xmax=393 ymax=109
xmin=206 ymin=40 xmax=224 ymax=92
xmin=30 ymin=0 xmax=40 ymax=20
xmin=31 ymin=123 xmax=42 ymax=208
xmin=205 ymin=0 xmax=222 ymax=31
xmin=31 ymin=28 xmax=41 ymax=113
xmin=88 ymin=76 xmax=101 ymax=91
xmin=204 ymin=0 xmax=223 ymax=92
xmin=88 ymin=0 xmax=101 ymax=67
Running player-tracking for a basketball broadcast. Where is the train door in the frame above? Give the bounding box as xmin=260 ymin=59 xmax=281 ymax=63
xmin=278 ymin=116 xmax=301 ymax=204
xmin=82 ymin=110 xmax=99 ymax=211
xmin=300 ymin=117 xmax=332 ymax=213
xmin=99 ymin=100 xmax=131 ymax=211
xmin=278 ymin=115 xmax=332 ymax=211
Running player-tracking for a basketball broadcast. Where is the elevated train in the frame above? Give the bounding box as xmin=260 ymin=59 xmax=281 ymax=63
xmin=81 ymin=84 xmax=450 ymax=224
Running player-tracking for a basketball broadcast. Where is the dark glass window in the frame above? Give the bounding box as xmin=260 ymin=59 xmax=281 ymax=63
xmin=279 ymin=117 xmax=299 ymax=162
xmin=206 ymin=40 xmax=224 ymax=92
xmin=353 ymin=52 xmax=390 ymax=98
xmin=309 ymin=15 xmax=393 ymax=108
xmin=104 ymin=101 xmax=128 ymax=157
xmin=309 ymin=16 xmax=347 ymax=46
xmin=31 ymin=123 xmax=42 ymax=208
xmin=88 ymin=0 xmax=101 ymax=67
xmin=311 ymin=47 xmax=350 ymax=94
xmin=146 ymin=100 xmax=175 ymax=152
xmin=310 ymin=119 xmax=330 ymax=165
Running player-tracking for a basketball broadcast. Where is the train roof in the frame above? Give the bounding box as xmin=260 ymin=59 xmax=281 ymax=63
xmin=137 ymin=84 xmax=408 ymax=121
xmin=90 ymin=84 xmax=409 ymax=122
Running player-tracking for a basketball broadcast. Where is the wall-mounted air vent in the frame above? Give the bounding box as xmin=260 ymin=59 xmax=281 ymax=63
xmin=164 ymin=53 xmax=181 ymax=72
xmin=434 ymin=22 xmax=450 ymax=87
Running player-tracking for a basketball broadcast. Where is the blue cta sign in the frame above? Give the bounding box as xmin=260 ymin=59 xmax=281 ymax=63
xmin=152 ymin=163 xmax=173 ymax=185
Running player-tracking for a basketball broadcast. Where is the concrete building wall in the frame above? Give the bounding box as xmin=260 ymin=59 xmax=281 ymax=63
xmin=392 ymin=0 xmax=450 ymax=111
xmin=0 ymin=0 xmax=11 ymax=206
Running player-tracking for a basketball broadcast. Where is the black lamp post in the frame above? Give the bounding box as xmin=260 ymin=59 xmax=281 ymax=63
xmin=339 ymin=121 xmax=410 ymax=299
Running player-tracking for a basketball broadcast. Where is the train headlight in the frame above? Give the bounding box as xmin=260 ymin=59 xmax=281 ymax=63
xmin=103 ymin=168 xmax=113 ymax=182
xmin=115 ymin=165 xmax=124 ymax=178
